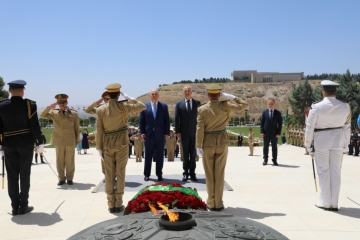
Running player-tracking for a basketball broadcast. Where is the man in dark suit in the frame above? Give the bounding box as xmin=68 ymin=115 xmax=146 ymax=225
xmin=139 ymin=89 xmax=170 ymax=181
xmin=260 ymin=99 xmax=283 ymax=166
xmin=237 ymin=134 xmax=243 ymax=147
xmin=174 ymin=86 xmax=200 ymax=181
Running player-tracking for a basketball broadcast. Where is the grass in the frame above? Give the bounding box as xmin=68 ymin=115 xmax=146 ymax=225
xmin=226 ymin=126 xmax=286 ymax=146
xmin=42 ymin=127 xmax=96 ymax=148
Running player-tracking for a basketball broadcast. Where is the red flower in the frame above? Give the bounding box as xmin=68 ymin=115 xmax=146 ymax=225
xmin=124 ymin=183 xmax=206 ymax=215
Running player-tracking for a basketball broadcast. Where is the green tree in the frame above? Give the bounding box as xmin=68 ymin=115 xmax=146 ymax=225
xmin=0 ymin=76 xmax=10 ymax=99
xmin=336 ymin=69 xmax=360 ymax=127
xmin=288 ymin=79 xmax=321 ymax=125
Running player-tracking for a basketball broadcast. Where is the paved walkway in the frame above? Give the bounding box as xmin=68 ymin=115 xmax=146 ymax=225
xmin=1 ymin=145 xmax=360 ymax=239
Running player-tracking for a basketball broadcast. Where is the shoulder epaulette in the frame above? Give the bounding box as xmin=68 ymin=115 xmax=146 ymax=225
xmin=117 ymin=100 xmax=128 ymax=103
xmin=70 ymin=109 xmax=77 ymax=112
xmin=220 ymin=100 xmax=230 ymax=103
xmin=312 ymin=100 xmax=321 ymax=105
xmin=24 ymin=98 xmax=36 ymax=103
xmin=53 ymin=108 xmax=59 ymax=110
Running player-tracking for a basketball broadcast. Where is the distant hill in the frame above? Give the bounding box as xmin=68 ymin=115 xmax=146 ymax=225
xmin=136 ymin=80 xmax=322 ymax=119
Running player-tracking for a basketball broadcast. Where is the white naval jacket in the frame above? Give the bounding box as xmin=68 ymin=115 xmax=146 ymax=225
xmin=305 ymin=97 xmax=351 ymax=151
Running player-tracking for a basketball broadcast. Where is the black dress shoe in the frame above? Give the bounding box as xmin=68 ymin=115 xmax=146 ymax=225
xmin=67 ymin=180 xmax=73 ymax=185
xmin=190 ymin=176 xmax=198 ymax=182
xmin=108 ymin=207 xmax=116 ymax=213
xmin=215 ymin=206 xmax=224 ymax=211
xmin=12 ymin=208 xmax=19 ymax=216
xmin=144 ymin=176 xmax=150 ymax=181
xmin=57 ymin=181 xmax=65 ymax=186
xmin=182 ymin=175 xmax=188 ymax=181
xmin=158 ymin=176 xmax=163 ymax=181
xmin=18 ymin=206 xmax=34 ymax=215
xmin=206 ymin=205 xmax=216 ymax=211
xmin=115 ymin=205 xmax=125 ymax=213
xmin=273 ymin=161 xmax=278 ymax=166
xmin=262 ymin=161 xmax=267 ymax=166
xmin=41 ymin=161 xmax=45 ymax=164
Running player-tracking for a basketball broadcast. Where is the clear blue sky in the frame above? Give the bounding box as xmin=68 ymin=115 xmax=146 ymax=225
xmin=1 ymin=0 xmax=359 ymax=108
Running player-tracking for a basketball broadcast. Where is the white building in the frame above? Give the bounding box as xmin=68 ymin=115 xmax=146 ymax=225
xmin=231 ymin=70 xmax=304 ymax=83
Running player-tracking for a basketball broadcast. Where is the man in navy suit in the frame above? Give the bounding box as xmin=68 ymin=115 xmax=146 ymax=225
xmin=139 ymin=89 xmax=170 ymax=181
xmin=174 ymin=86 xmax=200 ymax=181
xmin=260 ymin=99 xmax=283 ymax=166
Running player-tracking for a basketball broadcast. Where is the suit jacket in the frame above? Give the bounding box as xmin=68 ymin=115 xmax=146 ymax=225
xmin=260 ymin=109 xmax=283 ymax=136
xmin=139 ymin=101 xmax=170 ymax=140
xmin=174 ymin=98 xmax=200 ymax=138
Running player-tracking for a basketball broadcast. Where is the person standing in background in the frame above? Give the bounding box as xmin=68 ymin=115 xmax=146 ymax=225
xmin=41 ymin=94 xmax=80 ymax=186
xmin=248 ymin=128 xmax=254 ymax=156
xmin=260 ymin=99 xmax=283 ymax=166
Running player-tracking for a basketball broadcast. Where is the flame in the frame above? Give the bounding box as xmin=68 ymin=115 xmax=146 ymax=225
xmin=157 ymin=202 xmax=179 ymax=222
xmin=148 ymin=202 xmax=159 ymax=214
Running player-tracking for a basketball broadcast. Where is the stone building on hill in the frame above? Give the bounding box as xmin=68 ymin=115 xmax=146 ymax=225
xmin=231 ymin=70 xmax=304 ymax=83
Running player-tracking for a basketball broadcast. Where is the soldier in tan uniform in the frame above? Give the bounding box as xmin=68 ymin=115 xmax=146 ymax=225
xmin=196 ymin=84 xmax=248 ymax=211
xmin=129 ymin=132 xmax=144 ymax=162
xmin=96 ymin=83 xmax=145 ymax=213
xmin=41 ymin=94 xmax=80 ymax=186
xmin=248 ymin=128 xmax=254 ymax=156
xmin=85 ymin=91 xmax=110 ymax=114
xmin=85 ymin=91 xmax=110 ymax=176
xmin=166 ymin=130 xmax=177 ymax=162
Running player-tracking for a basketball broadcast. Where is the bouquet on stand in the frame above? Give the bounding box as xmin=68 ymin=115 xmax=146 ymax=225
xmin=124 ymin=183 xmax=207 ymax=215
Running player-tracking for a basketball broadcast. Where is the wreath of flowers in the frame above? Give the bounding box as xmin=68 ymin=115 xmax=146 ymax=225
xmin=124 ymin=183 xmax=207 ymax=215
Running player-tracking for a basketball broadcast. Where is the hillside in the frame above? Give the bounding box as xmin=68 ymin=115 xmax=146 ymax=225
xmin=136 ymin=80 xmax=322 ymax=119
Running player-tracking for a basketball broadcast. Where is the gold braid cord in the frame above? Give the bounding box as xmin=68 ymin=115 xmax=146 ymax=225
xmin=27 ymin=100 xmax=37 ymax=119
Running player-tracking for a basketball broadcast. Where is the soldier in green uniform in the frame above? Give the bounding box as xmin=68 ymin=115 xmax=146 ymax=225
xmin=0 ymin=80 xmax=44 ymax=215
xmin=41 ymin=94 xmax=80 ymax=186
xmin=96 ymin=83 xmax=145 ymax=213
xmin=196 ymin=84 xmax=248 ymax=211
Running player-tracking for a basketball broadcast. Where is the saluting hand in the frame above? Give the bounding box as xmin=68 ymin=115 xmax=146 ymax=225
xmin=95 ymin=98 xmax=103 ymax=106
xmin=49 ymin=102 xmax=57 ymax=109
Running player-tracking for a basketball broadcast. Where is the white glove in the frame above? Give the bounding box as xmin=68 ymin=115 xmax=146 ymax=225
xmin=220 ymin=92 xmax=236 ymax=99
xmin=37 ymin=144 xmax=44 ymax=153
xmin=307 ymin=147 xmax=313 ymax=156
xmin=196 ymin=148 xmax=202 ymax=157
xmin=0 ymin=145 xmax=4 ymax=159
xmin=121 ymin=92 xmax=134 ymax=100
xmin=98 ymin=150 xmax=104 ymax=161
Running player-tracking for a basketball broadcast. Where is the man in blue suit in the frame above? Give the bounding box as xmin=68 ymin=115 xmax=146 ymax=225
xmin=139 ymin=89 xmax=170 ymax=181
xmin=260 ymin=99 xmax=283 ymax=166
xmin=174 ymin=86 xmax=200 ymax=181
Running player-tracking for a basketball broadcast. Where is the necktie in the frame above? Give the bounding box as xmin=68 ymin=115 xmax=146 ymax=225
xmin=270 ymin=110 xmax=273 ymax=120
xmin=63 ymin=110 xmax=66 ymax=115
xmin=187 ymin=100 xmax=191 ymax=115
xmin=153 ymin=104 xmax=157 ymax=119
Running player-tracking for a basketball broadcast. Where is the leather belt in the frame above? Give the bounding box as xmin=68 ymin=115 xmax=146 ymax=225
xmin=104 ymin=126 xmax=128 ymax=135
xmin=204 ymin=128 xmax=226 ymax=134
xmin=314 ymin=126 xmax=342 ymax=132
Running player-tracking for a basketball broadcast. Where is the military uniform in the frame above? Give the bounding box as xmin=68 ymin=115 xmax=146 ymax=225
xmin=305 ymin=80 xmax=351 ymax=210
xmin=85 ymin=91 xmax=110 ymax=175
xmin=96 ymin=83 xmax=145 ymax=212
xmin=196 ymin=84 xmax=248 ymax=210
xmin=40 ymin=94 xmax=80 ymax=184
xmin=130 ymin=134 xmax=144 ymax=162
xmin=0 ymin=80 xmax=43 ymax=215
xmin=166 ymin=133 xmax=177 ymax=162
xmin=248 ymin=130 xmax=254 ymax=156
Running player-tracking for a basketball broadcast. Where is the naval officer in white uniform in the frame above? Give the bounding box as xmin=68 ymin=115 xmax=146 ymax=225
xmin=305 ymin=80 xmax=351 ymax=211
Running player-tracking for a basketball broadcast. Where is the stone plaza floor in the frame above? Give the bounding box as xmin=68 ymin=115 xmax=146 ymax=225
xmin=1 ymin=144 xmax=360 ymax=239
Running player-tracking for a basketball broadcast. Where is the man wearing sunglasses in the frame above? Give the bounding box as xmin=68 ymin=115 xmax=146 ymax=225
xmin=40 ymin=94 xmax=80 ymax=186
